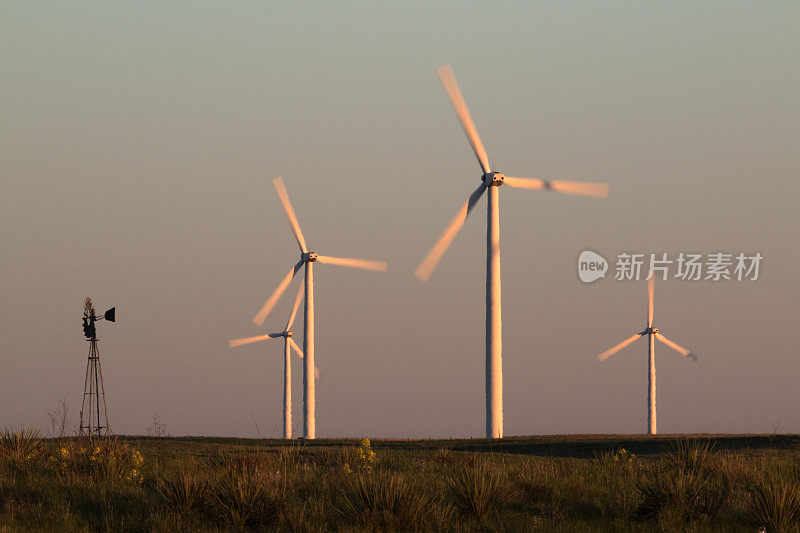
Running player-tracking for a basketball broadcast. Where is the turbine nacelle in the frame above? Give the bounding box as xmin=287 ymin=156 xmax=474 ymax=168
xmin=641 ymin=327 xmax=659 ymax=335
xmin=302 ymin=252 xmax=318 ymax=263
xmin=482 ymin=172 xmax=504 ymax=187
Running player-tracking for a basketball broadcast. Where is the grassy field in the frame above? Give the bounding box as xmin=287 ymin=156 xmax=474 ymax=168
xmin=2 ymin=431 xmax=800 ymax=531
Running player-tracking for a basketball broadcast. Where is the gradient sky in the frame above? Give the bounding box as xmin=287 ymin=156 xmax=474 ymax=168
xmin=2 ymin=2 xmax=798 ymax=438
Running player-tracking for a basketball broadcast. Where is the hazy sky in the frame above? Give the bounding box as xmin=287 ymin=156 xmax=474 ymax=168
xmin=2 ymin=2 xmax=798 ymax=438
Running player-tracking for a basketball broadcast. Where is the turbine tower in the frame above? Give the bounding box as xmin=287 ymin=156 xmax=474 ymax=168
xmin=252 ymin=177 xmax=387 ymax=439
xmin=415 ymin=64 xmax=609 ymax=439
xmin=596 ymin=274 xmax=697 ymax=434
xmin=229 ymin=284 xmax=311 ymax=439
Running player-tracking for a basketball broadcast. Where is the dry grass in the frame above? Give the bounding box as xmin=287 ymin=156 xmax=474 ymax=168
xmin=0 ymin=431 xmax=798 ymax=530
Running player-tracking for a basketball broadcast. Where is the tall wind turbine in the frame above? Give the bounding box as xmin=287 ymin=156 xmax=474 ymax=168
xmin=252 ymin=177 xmax=387 ymax=439
xmin=596 ymin=275 xmax=697 ymax=435
xmin=415 ymin=64 xmax=609 ymax=439
xmin=229 ymin=284 xmax=306 ymax=439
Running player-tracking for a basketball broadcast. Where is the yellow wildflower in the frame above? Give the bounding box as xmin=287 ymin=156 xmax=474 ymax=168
xmin=125 ymin=468 xmax=143 ymax=484
xmin=613 ymin=447 xmax=635 ymax=465
xmin=355 ymin=438 xmax=376 ymax=473
xmin=132 ymin=450 xmax=144 ymax=467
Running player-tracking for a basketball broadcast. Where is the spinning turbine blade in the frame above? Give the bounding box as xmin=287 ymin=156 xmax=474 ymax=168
xmin=415 ymin=183 xmax=487 ymax=281
xmin=229 ymin=334 xmax=272 ymax=348
xmin=273 ymin=177 xmax=308 ymax=253
xmin=289 ymin=338 xmax=304 ymax=358
xmin=252 ymin=260 xmax=304 ymax=326
xmin=502 ymin=176 xmax=547 ymax=190
xmin=504 ymin=177 xmax=609 ymax=198
xmin=437 ymin=64 xmax=491 ymax=174
xmin=285 ymin=283 xmax=305 ymax=331
xmin=597 ymin=334 xmax=641 ymax=362
xmin=655 ymin=333 xmax=695 ymax=360
xmin=289 ymin=338 xmax=318 ymax=379
xmin=316 ymin=255 xmax=387 ymax=272
xmin=647 ymin=274 xmax=655 ymax=327
xmin=546 ymin=180 xmax=609 ymax=198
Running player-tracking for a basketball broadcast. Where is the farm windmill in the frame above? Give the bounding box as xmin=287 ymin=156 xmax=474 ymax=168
xmin=415 ymin=64 xmax=609 ymax=438
xmin=596 ymin=274 xmax=697 ymax=434
xmin=251 ymin=177 xmax=387 ymax=439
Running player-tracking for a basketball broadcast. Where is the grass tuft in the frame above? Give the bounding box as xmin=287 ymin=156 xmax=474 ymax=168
xmin=0 ymin=428 xmax=43 ymax=474
xmin=446 ymin=461 xmax=509 ymax=519
xmin=665 ymin=438 xmax=715 ymax=475
xmin=337 ymin=472 xmax=442 ymax=529
xmin=748 ymin=480 xmax=800 ymax=532
xmin=154 ymin=462 xmax=208 ymax=526
xmin=208 ymin=459 xmax=283 ymax=529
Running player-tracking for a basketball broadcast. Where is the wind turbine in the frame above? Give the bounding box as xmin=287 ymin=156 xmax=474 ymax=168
xmin=596 ymin=274 xmax=697 ymax=435
xmin=229 ymin=284 xmax=308 ymax=439
xmin=252 ymin=177 xmax=387 ymax=439
xmin=415 ymin=64 xmax=609 ymax=439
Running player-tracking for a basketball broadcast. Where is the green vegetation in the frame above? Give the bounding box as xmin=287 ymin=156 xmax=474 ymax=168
xmin=1 ymin=430 xmax=800 ymax=531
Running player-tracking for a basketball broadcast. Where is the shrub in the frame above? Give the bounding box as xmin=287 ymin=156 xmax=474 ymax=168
xmin=49 ymin=438 xmax=144 ymax=484
xmin=342 ymin=438 xmax=377 ymax=474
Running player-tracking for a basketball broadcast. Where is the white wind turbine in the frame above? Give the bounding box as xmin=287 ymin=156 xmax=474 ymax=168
xmin=252 ymin=177 xmax=387 ymax=439
xmin=228 ymin=284 xmax=314 ymax=439
xmin=416 ymin=64 xmax=609 ymax=439
xmin=596 ymin=274 xmax=697 ymax=435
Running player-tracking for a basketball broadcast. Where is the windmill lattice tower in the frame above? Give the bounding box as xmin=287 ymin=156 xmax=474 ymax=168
xmin=79 ymin=297 xmax=114 ymax=438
